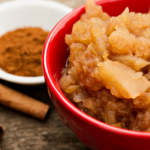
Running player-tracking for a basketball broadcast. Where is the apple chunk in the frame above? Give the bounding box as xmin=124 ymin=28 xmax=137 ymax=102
xmin=98 ymin=59 xmax=150 ymax=98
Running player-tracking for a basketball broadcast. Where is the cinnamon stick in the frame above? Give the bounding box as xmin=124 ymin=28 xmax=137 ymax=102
xmin=0 ymin=84 xmax=50 ymax=120
xmin=0 ymin=124 xmax=4 ymax=140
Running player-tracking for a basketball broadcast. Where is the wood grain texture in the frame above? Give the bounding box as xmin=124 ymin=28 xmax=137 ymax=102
xmin=0 ymin=0 xmax=91 ymax=149
xmin=0 ymin=124 xmax=4 ymax=140
xmin=0 ymin=80 xmax=91 ymax=150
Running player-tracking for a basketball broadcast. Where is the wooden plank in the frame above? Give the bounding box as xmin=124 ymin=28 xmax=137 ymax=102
xmin=0 ymin=0 xmax=91 ymax=149
xmin=0 ymin=79 xmax=90 ymax=150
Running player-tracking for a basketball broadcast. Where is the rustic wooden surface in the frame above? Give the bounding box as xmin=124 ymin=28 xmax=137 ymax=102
xmin=0 ymin=0 xmax=92 ymax=150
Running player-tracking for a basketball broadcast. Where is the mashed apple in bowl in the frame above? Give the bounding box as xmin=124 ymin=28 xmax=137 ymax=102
xmin=59 ymin=0 xmax=150 ymax=131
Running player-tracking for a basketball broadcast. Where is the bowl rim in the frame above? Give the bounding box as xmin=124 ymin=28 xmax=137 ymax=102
xmin=0 ymin=0 xmax=73 ymax=85
xmin=0 ymin=68 xmax=45 ymax=85
xmin=43 ymin=0 xmax=150 ymax=137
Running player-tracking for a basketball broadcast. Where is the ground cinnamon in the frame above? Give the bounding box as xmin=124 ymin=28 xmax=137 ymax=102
xmin=0 ymin=27 xmax=49 ymax=77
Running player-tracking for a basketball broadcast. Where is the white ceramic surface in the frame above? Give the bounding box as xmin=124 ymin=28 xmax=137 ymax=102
xmin=0 ymin=0 xmax=72 ymax=85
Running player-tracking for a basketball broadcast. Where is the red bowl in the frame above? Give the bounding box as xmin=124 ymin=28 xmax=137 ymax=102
xmin=42 ymin=0 xmax=150 ymax=149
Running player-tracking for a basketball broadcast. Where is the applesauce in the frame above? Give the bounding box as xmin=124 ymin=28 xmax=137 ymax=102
xmin=60 ymin=0 xmax=150 ymax=131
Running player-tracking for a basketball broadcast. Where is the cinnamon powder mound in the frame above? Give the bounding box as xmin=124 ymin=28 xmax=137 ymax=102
xmin=0 ymin=27 xmax=49 ymax=77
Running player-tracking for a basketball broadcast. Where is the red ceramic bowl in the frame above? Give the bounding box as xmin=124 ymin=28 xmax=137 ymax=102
xmin=42 ymin=0 xmax=150 ymax=149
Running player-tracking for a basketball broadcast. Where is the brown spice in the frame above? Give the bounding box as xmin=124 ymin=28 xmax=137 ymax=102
xmin=0 ymin=124 xmax=4 ymax=140
xmin=0 ymin=83 xmax=50 ymax=120
xmin=0 ymin=27 xmax=49 ymax=77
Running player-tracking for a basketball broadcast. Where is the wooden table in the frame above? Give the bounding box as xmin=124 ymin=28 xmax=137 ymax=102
xmin=0 ymin=0 xmax=91 ymax=149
